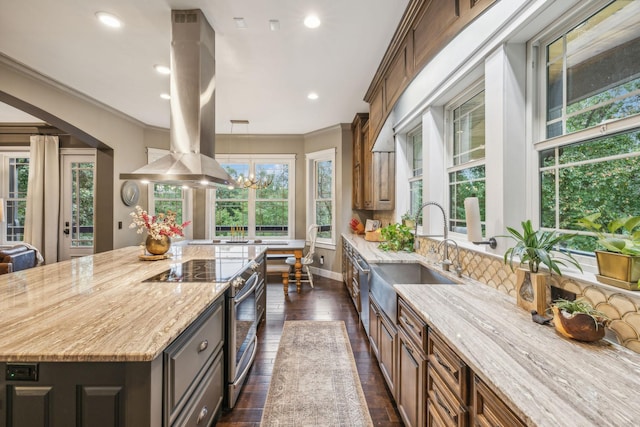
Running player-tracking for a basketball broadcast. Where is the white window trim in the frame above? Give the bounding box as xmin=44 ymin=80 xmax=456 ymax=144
xmin=305 ymin=148 xmax=336 ymax=250
xmin=206 ymin=154 xmax=296 ymax=240
xmin=146 ymin=147 xmax=193 ymax=240
xmin=0 ymin=149 xmax=30 ymax=245
xmin=445 ymin=80 xmax=486 ymax=240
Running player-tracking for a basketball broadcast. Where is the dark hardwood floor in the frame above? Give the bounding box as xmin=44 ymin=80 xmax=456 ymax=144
xmin=216 ymin=275 xmax=403 ymax=426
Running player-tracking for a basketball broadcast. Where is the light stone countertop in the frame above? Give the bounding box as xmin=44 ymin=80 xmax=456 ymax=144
xmin=395 ymin=283 xmax=640 ymax=427
xmin=341 ymin=233 xmax=426 ymax=264
xmin=0 ymin=244 xmax=265 ymax=363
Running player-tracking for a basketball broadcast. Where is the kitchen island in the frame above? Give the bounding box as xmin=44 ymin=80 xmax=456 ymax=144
xmin=0 ymin=244 xmax=266 ymax=426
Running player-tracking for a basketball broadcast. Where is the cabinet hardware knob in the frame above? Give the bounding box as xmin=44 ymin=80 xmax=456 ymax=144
xmin=196 ymin=406 xmax=209 ymax=424
xmin=198 ymin=340 xmax=208 ymax=352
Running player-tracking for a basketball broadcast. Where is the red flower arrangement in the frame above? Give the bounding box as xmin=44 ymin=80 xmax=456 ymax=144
xmin=129 ymin=205 xmax=191 ymax=240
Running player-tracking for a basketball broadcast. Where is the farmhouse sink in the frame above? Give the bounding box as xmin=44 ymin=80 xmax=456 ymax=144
xmin=369 ymin=263 xmax=459 ymax=322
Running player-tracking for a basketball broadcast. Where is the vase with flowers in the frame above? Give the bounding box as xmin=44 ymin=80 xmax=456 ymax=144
xmin=130 ymin=206 xmax=191 ymax=255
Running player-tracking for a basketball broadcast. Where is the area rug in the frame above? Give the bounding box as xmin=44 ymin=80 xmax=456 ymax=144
xmin=261 ymin=320 xmax=374 ymax=427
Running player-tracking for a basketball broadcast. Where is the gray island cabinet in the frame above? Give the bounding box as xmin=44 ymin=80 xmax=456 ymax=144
xmin=0 ymin=245 xmax=261 ymax=426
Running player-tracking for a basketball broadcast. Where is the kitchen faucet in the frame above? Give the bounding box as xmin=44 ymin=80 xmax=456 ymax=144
xmin=414 ymin=201 xmax=450 ymax=271
xmin=438 ymin=239 xmax=462 ymax=277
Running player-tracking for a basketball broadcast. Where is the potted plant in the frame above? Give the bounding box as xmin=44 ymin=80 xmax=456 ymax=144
xmin=401 ymin=211 xmax=415 ymax=229
xmin=577 ymin=213 xmax=640 ymax=289
xmin=551 ymin=298 xmax=609 ymax=342
xmin=378 ymin=223 xmax=415 ymax=252
xmin=503 ymin=220 xmax=582 ymax=314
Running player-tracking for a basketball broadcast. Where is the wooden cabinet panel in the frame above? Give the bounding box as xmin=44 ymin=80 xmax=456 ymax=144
xmin=427 ymin=364 xmax=468 ymax=427
xmin=397 ymin=328 xmax=426 ymax=427
xmin=351 ymin=113 xmax=368 ymax=209
xmin=164 ymin=299 xmax=224 ymax=423
xmin=78 ymin=386 xmax=124 ymax=427
xmin=369 ymin=89 xmax=384 ymax=142
xmin=369 ymin=295 xmax=381 ymax=359
xmin=373 ymin=151 xmax=395 ymax=210
xmin=385 ymin=42 xmax=410 ymax=112
xmin=472 ymin=376 xmax=526 ymax=427
xmin=428 ymin=331 xmax=469 ymax=402
xmin=412 ymin=0 xmax=459 ymax=70
xmin=379 ymin=313 xmax=397 ymax=397
xmin=5 ymin=386 xmax=52 ymax=427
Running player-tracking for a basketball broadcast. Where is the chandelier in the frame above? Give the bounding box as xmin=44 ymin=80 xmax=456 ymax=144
xmin=229 ymin=119 xmax=274 ymax=190
xmin=236 ymin=173 xmax=274 ymax=190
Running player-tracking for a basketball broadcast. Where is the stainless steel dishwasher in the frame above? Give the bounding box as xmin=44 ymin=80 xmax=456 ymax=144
xmin=352 ymin=252 xmax=371 ymax=335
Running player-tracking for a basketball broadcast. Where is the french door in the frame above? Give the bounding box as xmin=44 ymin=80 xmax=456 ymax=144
xmin=59 ymin=153 xmax=95 ymax=260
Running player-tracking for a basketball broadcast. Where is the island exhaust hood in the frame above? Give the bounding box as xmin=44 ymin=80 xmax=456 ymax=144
xmin=120 ymin=9 xmax=235 ymax=187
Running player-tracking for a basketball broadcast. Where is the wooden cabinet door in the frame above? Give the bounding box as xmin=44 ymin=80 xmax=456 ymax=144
xmin=362 ymin=121 xmax=374 ymax=209
xmin=373 ymin=151 xmax=395 ymax=210
xmin=368 ymin=295 xmax=380 ymax=359
xmin=397 ymin=329 xmax=426 ymax=427
xmin=351 ymin=113 xmax=368 ymax=209
xmin=379 ymin=313 xmax=397 ymax=397
xmin=472 ymin=376 xmax=525 ymax=427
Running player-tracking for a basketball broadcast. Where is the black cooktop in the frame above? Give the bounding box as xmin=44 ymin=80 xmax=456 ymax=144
xmin=144 ymin=259 xmax=247 ymax=283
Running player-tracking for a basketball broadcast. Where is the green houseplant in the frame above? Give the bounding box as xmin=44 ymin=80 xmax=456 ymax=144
xmin=577 ymin=213 xmax=640 ymax=288
xmin=503 ymin=220 xmax=583 ymax=275
xmin=378 ymin=223 xmax=414 ymax=252
xmin=401 ymin=211 xmax=415 ymax=228
xmin=551 ymin=298 xmax=609 ymax=342
xmin=503 ymin=220 xmax=582 ymax=315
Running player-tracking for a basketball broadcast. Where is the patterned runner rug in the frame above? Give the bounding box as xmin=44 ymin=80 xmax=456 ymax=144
xmin=261 ymin=320 xmax=374 ymax=427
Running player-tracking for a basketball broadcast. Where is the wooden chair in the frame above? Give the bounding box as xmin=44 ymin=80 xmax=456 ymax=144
xmin=285 ymin=224 xmax=319 ymax=292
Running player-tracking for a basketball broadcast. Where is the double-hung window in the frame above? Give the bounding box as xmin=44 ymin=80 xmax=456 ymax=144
xmin=0 ymin=151 xmax=29 ymax=244
xmin=146 ymin=148 xmax=190 ymax=232
xmin=536 ymin=0 xmax=640 ymax=268
xmin=407 ymin=126 xmax=423 ymax=218
xmin=446 ymin=85 xmax=486 ymax=234
xmin=306 ymin=149 xmax=335 ymax=248
xmin=212 ymin=155 xmax=295 ymax=239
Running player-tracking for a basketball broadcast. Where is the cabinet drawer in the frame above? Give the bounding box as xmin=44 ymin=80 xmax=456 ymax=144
xmin=398 ymin=298 xmax=427 ymax=350
xmin=172 ymin=350 xmax=224 ymax=427
xmin=165 ymin=299 xmax=224 ymax=421
xmin=472 ymin=375 xmax=526 ymax=427
xmin=427 ymin=365 xmax=468 ymax=427
xmin=427 ymin=400 xmax=453 ymax=427
xmin=428 ymin=332 xmax=469 ymax=401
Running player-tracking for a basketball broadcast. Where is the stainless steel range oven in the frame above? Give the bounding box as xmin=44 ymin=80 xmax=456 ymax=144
xmin=225 ymin=259 xmax=262 ymax=408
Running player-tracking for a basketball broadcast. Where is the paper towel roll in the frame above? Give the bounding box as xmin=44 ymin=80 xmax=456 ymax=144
xmin=464 ymin=197 xmax=482 ymax=242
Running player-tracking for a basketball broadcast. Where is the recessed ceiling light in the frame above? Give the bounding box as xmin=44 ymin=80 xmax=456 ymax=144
xmin=269 ymin=20 xmax=280 ymax=31
xmin=234 ymin=17 xmax=247 ymax=29
xmin=304 ymin=14 xmax=321 ymax=29
xmin=307 ymin=92 xmax=319 ymax=100
xmin=160 ymin=93 xmax=171 ymax=100
xmin=154 ymin=64 xmax=171 ymax=75
xmin=96 ymin=11 xmax=122 ymax=28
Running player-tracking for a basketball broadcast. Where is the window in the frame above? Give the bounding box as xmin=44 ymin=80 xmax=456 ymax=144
xmin=545 ymin=0 xmax=640 ymax=138
xmin=407 ymin=126 xmax=423 ymax=218
xmin=536 ymin=0 xmax=640 ymax=271
xmin=447 ymin=86 xmax=486 ymax=234
xmin=1 ymin=152 xmax=29 ymax=244
xmin=306 ymin=149 xmax=335 ymax=247
xmin=146 ymin=148 xmax=190 ymax=228
xmin=212 ymin=155 xmax=295 ymax=239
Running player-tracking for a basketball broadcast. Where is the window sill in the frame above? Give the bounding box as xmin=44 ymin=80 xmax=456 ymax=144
xmin=316 ymin=242 xmax=336 ymax=251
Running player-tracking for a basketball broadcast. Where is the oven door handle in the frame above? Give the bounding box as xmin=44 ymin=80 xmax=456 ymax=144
xmin=354 ymin=257 xmax=370 ymax=276
xmin=232 ymin=335 xmax=258 ymax=387
xmin=234 ymin=272 xmax=259 ymax=304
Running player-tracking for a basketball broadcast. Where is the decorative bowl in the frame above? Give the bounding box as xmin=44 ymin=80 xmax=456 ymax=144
xmin=551 ymin=306 xmax=607 ymax=342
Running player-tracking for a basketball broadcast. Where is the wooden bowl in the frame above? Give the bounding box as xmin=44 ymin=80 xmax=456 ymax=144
xmin=551 ymin=306 xmax=606 ymax=342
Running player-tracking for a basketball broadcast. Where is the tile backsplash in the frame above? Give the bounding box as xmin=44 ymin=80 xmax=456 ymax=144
xmin=417 ymin=236 xmax=640 ymax=354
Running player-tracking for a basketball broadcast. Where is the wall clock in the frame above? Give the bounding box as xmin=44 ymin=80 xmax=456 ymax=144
xmin=121 ymin=181 xmax=140 ymax=206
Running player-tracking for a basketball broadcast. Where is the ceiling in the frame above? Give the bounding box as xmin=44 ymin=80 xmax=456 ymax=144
xmin=0 ymin=0 xmax=408 ymax=135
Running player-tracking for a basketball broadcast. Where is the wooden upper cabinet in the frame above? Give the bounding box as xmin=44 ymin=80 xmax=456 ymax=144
xmin=364 ymin=0 xmax=497 ymax=145
xmin=351 ymin=113 xmax=368 ymax=209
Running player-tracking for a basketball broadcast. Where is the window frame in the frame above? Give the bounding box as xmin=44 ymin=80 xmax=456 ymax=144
xmin=531 ymin=0 xmax=640 ymax=274
xmin=0 ymin=149 xmax=30 ymax=245
xmin=445 ymin=81 xmax=486 ymax=239
xmin=208 ymin=154 xmax=296 ymax=240
xmin=407 ymin=126 xmax=423 ymax=219
xmin=146 ymin=148 xmax=193 ymax=240
xmin=306 ymin=148 xmax=336 ymax=249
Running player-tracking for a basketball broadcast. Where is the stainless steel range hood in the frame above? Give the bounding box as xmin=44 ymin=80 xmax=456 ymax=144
xmin=120 ymin=9 xmax=235 ymax=187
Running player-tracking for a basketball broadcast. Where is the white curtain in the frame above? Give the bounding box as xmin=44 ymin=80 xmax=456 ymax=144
xmin=24 ymin=135 xmax=60 ymax=264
